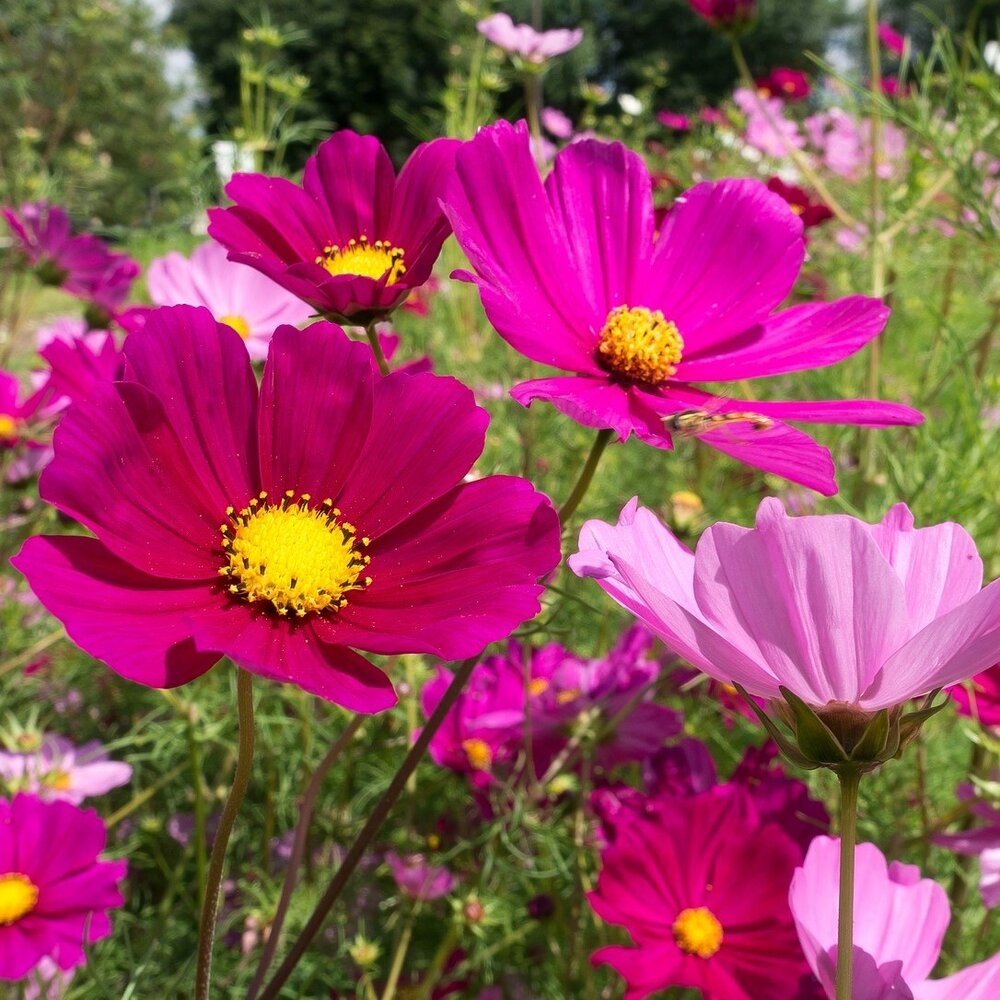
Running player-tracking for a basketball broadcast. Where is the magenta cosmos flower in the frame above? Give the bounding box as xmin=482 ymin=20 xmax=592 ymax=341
xmin=878 ymin=22 xmax=906 ymax=57
xmin=476 ymin=13 xmax=583 ymax=64
xmin=207 ymin=131 xmax=459 ymax=325
xmin=656 ymin=110 xmax=692 ymax=132
xmin=385 ymin=851 xmax=456 ymax=901
xmin=688 ymin=0 xmax=755 ymax=29
xmin=444 ymin=120 xmax=919 ymax=495
xmin=766 ymin=178 xmax=834 ymax=230
xmin=0 ymin=735 xmax=131 ymax=805
xmin=791 ymin=836 xmax=1000 ymax=999
xmin=13 ymin=305 xmax=560 ymax=712
xmin=146 ymin=241 xmax=313 ymax=361
xmin=589 ymin=786 xmax=811 ymax=999
xmin=950 ymin=664 xmax=1000 ymax=726
xmin=756 ymin=68 xmax=811 ymax=101
xmin=0 ymin=794 xmax=127 ymax=980
xmin=570 ymin=497 xmax=1000 ymax=713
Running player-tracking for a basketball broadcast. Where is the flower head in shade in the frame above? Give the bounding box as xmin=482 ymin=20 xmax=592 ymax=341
xmin=476 ymin=13 xmax=582 ymax=65
xmin=385 ymin=851 xmax=456 ymax=901
xmin=766 ymin=178 xmax=834 ymax=230
xmin=791 ymin=836 xmax=1000 ymax=999
xmin=934 ymin=783 xmax=1000 ymax=910
xmin=208 ymin=131 xmax=459 ymax=325
xmin=756 ymin=68 xmax=811 ymax=101
xmin=571 ymin=498 xmax=1000 ymax=746
xmin=656 ymin=111 xmax=691 ymax=132
xmin=13 ymin=305 xmax=560 ymax=713
xmin=688 ymin=0 xmax=756 ymax=30
xmin=589 ymin=786 xmax=811 ymax=999
xmin=444 ymin=120 xmax=920 ymax=495
xmin=146 ymin=241 xmax=314 ymax=361
xmin=0 ymin=794 xmax=127 ymax=980
xmin=878 ymin=22 xmax=906 ymax=57
xmin=0 ymin=735 xmax=131 ymax=805
xmin=950 ymin=665 xmax=1000 ymax=726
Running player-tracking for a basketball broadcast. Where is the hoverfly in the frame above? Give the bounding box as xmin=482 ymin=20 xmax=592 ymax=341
xmin=663 ymin=408 xmax=775 ymax=437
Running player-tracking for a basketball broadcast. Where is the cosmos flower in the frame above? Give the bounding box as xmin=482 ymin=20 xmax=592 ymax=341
xmin=878 ymin=22 xmax=906 ymax=57
xmin=589 ymin=786 xmax=811 ymax=999
xmin=733 ymin=88 xmax=806 ymax=158
xmin=476 ymin=13 xmax=583 ymax=64
xmin=0 ymin=794 xmax=127 ymax=980
xmin=37 ymin=334 xmax=124 ymax=414
xmin=385 ymin=852 xmax=456 ymax=901
xmin=688 ymin=0 xmax=756 ymax=30
xmin=444 ymin=120 xmax=920 ymax=494
xmin=766 ymin=178 xmax=834 ymax=230
xmin=146 ymin=241 xmax=314 ymax=361
xmin=934 ymin=783 xmax=1000 ymax=910
xmin=0 ymin=735 xmax=131 ymax=805
xmin=208 ymin=131 xmax=459 ymax=325
xmin=755 ymin=68 xmax=811 ymax=101
xmin=791 ymin=836 xmax=1000 ymax=998
xmin=570 ymin=498 xmax=1000 ymax=713
xmin=0 ymin=372 xmax=46 ymax=449
xmin=541 ymin=107 xmax=574 ymax=138
xmin=949 ymin=665 xmax=1000 ymax=726
xmin=656 ymin=111 xmax=691 ymax=132
xmin=806 ymin=109 xmax=908 ymax=181
xmin=13 ymin=305 xmax=560 ymax=713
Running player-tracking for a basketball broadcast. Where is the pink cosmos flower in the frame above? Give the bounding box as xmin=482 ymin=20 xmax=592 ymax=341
xmin=656 ymin=110 xmax=691 ymax=131
xmin=385 ymin=851 xmax=456 ymax=901
xmin=444 ymin=120 xmax=919 ymax=495
xmin=950 ymin=665 xmax=1000 ymax=726
xmin=766 ymin=178 xmax=834 ymax=230
xmin=756 ymin=68 xmax=811 ymax=101
xmin=880 ymin=77 xmax=913 ymax=99
xmin=806 ymin=109 xmax=907 ymax=181
xmin=207 ymin=131 xmax=459 ymax=325
xmin=688 ymin=0 xmax=756 ymax=29
xmin=0 ymin=794 xmax=127 ymax=980
xmin=878 ymin=22 xmax=906 ymax=57
xmin=146 ymin=241 xmax=314 ymax=361
xmin=791 ymin=836 xmax=1000 ymax=998
xmin=13 ymin=305 xmax=560 ymax=713
xmin=476 ymin=13 xmax=583 ymax=64
xmin=0 ymin=372 xmax=46 ymax=448
xmin=35 ymin=317 xmax=90 ymax=350
xmin=934 ymin=784 xmax=1000 ymax=910
xmin=733 ymin=87 xmax=806 ymax=158
xmin=0 ymin=735 xmax=131 ymax=805
xmin=589 ymin=786 xmax=811 ymax=999
xmin=570 ymin=498 xmax=1000 ymax=712
xmin=22 ymin=958 xmax=74 ymax=1000
xmin=699 ymin=107 xmax=726 ymax=125
xmin=541 ymin=107 xmax=574 ymax=139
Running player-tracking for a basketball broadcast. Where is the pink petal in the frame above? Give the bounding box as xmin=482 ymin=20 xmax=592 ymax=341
xmin=915 ymin=953 xmax=1000 ymax=1000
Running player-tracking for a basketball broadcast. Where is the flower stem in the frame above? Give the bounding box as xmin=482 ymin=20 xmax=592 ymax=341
xmin=194 ymin=669 xmax=255 ymax=1000
xmin=245 ymin=713 xmax=365 ymax=1000
xmin=836 ymin=768 xmax=862 ymax=1000
xmin=365 ymin=321 xmax=390 ymax=377
xmin=188 ymin=708 xmax=208 ymax=904
xmin=558 ymin=428 xmax=613 ymax=525
xmin=256 ymin=657 xmax=480 ymax=1000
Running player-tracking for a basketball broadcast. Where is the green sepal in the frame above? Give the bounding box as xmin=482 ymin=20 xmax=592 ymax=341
xmin=732 ymin=684 xmax=820 ymax=770
xmin=778 ymin=686 xmax=849 ymax=765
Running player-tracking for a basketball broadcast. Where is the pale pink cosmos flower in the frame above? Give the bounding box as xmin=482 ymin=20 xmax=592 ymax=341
xmin=570 ymin=498 xmax=1000 ymax=712
xmin=0 ymin=734 xmax=132 ymax=804
xmin=733 ymin=87 xmax=804 ymax=159
xmin=934 ymin=783 xmax=1000 ymax=910
xmin=147 ymin=241 xmax=314 ymax=361
xmin=541 ymin=107 xmax=574 ymax=138
xmin=791 ymin=836 xmax=1000 ymax=998
xmin=476 ymin=12 xmax=583 ymax=64
xmin=385 ymin=851 xmax=456 ymax=901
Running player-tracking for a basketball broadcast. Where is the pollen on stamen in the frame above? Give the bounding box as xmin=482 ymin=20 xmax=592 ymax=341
xmin=597 ymin=304 xmax=684 ymax=385
xmin=316 ymin=234 xmax=406 ymax=284
xmin=219 ymin=492 xmax=371 ymax=618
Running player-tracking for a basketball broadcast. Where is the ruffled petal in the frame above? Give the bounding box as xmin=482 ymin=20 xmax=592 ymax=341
xmin=12 ymin=536 xmax=221 ymax=688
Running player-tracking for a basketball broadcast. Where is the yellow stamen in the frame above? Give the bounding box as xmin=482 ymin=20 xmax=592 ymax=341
xmin=528 ymin=678 xmax=550 ymax=697
xmin=0 ymin=873 xmax=39 ymax=925
xmin=597 ymin=305 xmax=683 ymax=385
xmin=556 ymin=688 xmax=580 ymax=705
xmin=0 ymin=414 xmax=17 ymax=438
xmin=461 ymin=738 xmax=493 ymax=771
xmin=45 ymin=770 xmax=73 ymax=791
xmin=315 ymin=235 xmax=406 ymax=284
xmin=672 ymin=906 xmax=723 ymax=958
xmin=220 ymin=314 xmax=251 ymax=339
xmin=789 ymin=203 xmax=805 ymax=215
xmin=219 ymin=492 xmax=371 ymax=617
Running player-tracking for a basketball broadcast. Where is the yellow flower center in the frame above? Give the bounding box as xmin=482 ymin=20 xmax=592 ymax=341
xmin=789 ymin=203 xmax=805 ymax=216
xmin=528 ymin=678 xmax=550 ymax=697
xmin=556 ymin=688 xmax=581 ymax=705
xmin=220 ymin=314 xmax=251 ymax=339
xmin=44 ymin=770 xmax=73 ymax=791
xmin=672 ymin=906 xmax=723 ymax=958
xmin=219 ymin=491 xmax=371 ymax=618
xmin=0 ymin=873 xmax=39 ymax=925
xmin=0 ymin=414 xmax=18 ymax=438
xmin=597 ymin=305 xmax=684 ymax=385
xmin=462 ymin=738 xmax=493 ymax=771
xmin=316 ymin=235 xmax=406 ymax=284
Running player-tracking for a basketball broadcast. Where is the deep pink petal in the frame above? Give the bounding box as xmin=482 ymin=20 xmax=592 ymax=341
xmin=187 ymin=608 xmax=397 ymax=712
xmin=122 ymin=305 xmax=259 ymax=511
xmin=591 ymin=942 xmax=684 ymax=1000
xmin=257 ymin=322 xmax=374 ymax=499
xmin=676 ymin=296 xmax=890 ymax=381
xmin=12 ymin=536 xmax=220 ymax=688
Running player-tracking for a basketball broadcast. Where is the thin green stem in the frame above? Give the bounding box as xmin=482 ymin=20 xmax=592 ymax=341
xmin=256 ymin=657 xmax=479 ymax=1000
xmin=365 ymin=321 xmax=391 ymax=377
xmin=558 ymin=429 xmax=613 ymax=525
xmin=380 ymin=912 xmax=416 ymax=1000
xmin=195 ymin=670 xmax=256 ymax=1000
xmin=836 ymin=769 xmax=862 ymax=1000
xmin=188 ymin=710 xmax=208 ymax=905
